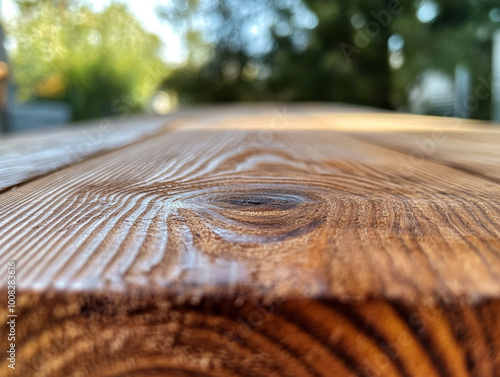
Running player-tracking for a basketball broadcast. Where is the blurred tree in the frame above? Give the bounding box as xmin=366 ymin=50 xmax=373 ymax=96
xmin=158 ymin=0 xmax=398 ymax=109
xmin=9 ymin=0 xmax=496 ymax=120
xmin=8 ymin=0 xmax=168 ymax=121
xmin=392 ymin=0 xmax=500 ymax=119
xmin=267 ymin=0 xmax=394 ymax=108
xmin=160 ymin=0 xmax=500 ymax=120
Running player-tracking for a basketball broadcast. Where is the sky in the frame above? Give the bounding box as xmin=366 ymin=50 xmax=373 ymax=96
xmin=0 ymin=0 xmax=187 ymax=64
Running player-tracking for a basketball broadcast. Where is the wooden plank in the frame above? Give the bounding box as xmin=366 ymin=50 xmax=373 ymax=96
xmin=1 ymin=107 xmax=500 ymax=376
xmin=0 ymin=114 xmax=173 ymax=191
xmin=350 ymin=130 xmax=500 ymax=183
xmin=0 ymin=104 xmax=357 ymax=191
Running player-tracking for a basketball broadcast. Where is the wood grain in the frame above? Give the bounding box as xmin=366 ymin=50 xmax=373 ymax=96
xmin=1 ymin=106 xmax=500 ymax=376
xmin=4 ymin=292 xmax=500 ymax=377
xmin=351 ymin=130 xmax=500 ymax=183
xmin=0 ymin=104 xmax=366 ymax=192
xmin=0 ymin=114 xmax=172 ymax=191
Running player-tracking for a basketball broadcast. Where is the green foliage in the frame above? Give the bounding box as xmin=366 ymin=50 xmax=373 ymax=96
xmin=159 ymin=0 xmax=397 ymax=109
xmin=393 ymin=0 xmax=500 ymax=119
xmin=159 ymin=0 xmax=500 ymax=120
xmin=8 ymin=0 xmax=500 ymax=120
xmin=8 ymin=0 xmax=168 ymax=120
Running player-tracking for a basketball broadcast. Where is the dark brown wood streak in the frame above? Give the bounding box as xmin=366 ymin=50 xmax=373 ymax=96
xmin=1 ymin=106 xmax=500 ymax=376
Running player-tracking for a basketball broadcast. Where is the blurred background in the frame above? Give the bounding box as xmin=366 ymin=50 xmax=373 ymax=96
xmin=1 ymin=0 xmax=500 ymax=133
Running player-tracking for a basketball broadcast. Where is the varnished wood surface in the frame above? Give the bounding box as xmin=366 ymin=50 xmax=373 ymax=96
xmin=351 ymin=130 xmax=500 ymax=183
xmin=0 ymin=114 xmax=172 ymax=191
xmin=0 ymin=104 xmax=372 ymax=192
xmin=1 ymin=105 xmax=500 ymax=376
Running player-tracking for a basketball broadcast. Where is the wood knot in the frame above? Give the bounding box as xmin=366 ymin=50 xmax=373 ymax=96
xmin=213 ymin=193 xmax=302 ymax=212
xmin=175 ymin=183 xmax=329 ymax=258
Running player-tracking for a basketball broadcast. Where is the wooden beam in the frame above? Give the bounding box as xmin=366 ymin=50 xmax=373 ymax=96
xmin=1 ymin=106 xmax=500 ymax=376
xmin=0 ymin=114 xmax=173 ymax=191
